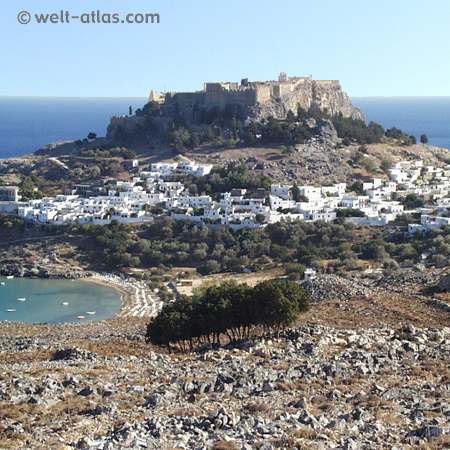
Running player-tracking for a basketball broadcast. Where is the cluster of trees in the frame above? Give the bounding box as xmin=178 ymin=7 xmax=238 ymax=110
xmin=77 ymin=218 xmax=271 ymax=273
xmin=112 ymin=102 xmax=162 ymax=144
xmin=188 ymin=164 xmax=272 ymax=196
xmin=385 ymin=127 xmax=417 ymax=146
xmin=135 ymin=101 xmax=161 ymax=117
xmin=170 ymin=128 xmax=201 ymax=154
xmin=19 ymin=176 xmax=44 ymax=201
xmin=354 ymin=224 xmax=450 ymax=270
xmin=0 ymin=215 xmax=24 ymax=230
xmin=412 ymin=225 xmax=450 ymax=267
xmin=350 ymin=147 xmax=377 ymax=173
xmin=170 ymin=124 xmax=242 ymax=154
xmin=71 ymin=201 xmax=450 ymax=276
xmin=80 ymin=147 xmax=137 ymax=160
xmin=336 ymin=208 xmax=366 ymax=218
xmin=146 ymin=280 xmax=310 ymax=351
xmin=75 ymin=216 xmax=364 ymax=274
xmin=74 ymin=132 xmax=97 ymax=145
xmin=196 ymin=103 xmax=246 ymax=126
xmin=260 ymin=115 xmax=311 ymax=145
xmin=266 ymin=219 xmax=361 ymax=270
xmin=331 ymin=114 xmax=385 ymax=145
xmin=403 ymin=194 xmax=425 ymax=210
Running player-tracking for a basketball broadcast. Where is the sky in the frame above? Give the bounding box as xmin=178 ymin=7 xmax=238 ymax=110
xmin=1 ymin=0 xmax=449 ymax=97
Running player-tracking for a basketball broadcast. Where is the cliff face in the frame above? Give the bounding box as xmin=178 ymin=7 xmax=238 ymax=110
xmin=250 ymin=79 xmax=364 ymax=122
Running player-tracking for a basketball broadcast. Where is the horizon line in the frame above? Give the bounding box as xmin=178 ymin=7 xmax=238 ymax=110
xmin=1 ymin=94 xmax=450 ymax=99
xmin=0 ymin=95 xmax=149 ymax=99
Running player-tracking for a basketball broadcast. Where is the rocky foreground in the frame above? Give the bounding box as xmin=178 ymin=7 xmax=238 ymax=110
xmin=0 ymin=323 xmax=449 ymax=449
xmin=1 ymin=272 xmax=450 ymax=450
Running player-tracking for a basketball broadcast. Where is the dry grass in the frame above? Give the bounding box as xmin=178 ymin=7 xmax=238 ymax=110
xmin=297 ymin=287 xmax=450 ymax=329
xmin=375 ymin=410 xmax=403 ymax=425
xmin=0 ymin=348 xmax=53 ymax=365
xmin=418 ymin=434 xmax=450 ymax=450
xmin=244 ymin=402 xmax=270 ymax=414
xmin=0 ymin=430 xmax=28 ymax=449
xmin=212 ymin=441 xmax=238 ymax=450
xmin=274 ymin=381 xmax=299 ymax=392
xmin=357 ymin=395 xmax=395 ymax=409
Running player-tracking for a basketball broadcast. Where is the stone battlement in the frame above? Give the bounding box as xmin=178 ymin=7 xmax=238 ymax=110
xmin=200 ymin=73 xmax=314 ymax=106
xmin=161 ymin=73 xmax=352 ymax=115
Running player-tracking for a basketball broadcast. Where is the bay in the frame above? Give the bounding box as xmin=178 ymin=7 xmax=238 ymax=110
xmin=0 ymin=277 xmax=121 ymax=324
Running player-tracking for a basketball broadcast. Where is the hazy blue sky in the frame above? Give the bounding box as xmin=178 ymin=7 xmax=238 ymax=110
xmin=1 ymin=0 xmax=449 ymax=97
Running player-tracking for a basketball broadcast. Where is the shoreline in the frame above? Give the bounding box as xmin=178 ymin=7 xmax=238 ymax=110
xmin=82 ymin=274 xmax=163 ymax=319
xmin=79 ymin=277 xmax=133 ymax=318
xmin=0 ymin=272 xmax=163 ymax=324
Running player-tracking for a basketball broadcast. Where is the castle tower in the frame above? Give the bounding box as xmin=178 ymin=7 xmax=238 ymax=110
xmin=278 ymin=72 xmax=287 ymax=82
xmin=148 ymin=90 xmax=160 ymax=103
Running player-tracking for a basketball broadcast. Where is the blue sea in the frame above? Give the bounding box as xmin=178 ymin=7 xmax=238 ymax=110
xmin=351 ymin=97 xmax=450 ymax=150
xmin=0 ymin=96 xmax=450 ymax=158
xmin=0 ymin=96 xmax=147 ymax=159
xmin=0 ymin=277 xmax=121 ymax=324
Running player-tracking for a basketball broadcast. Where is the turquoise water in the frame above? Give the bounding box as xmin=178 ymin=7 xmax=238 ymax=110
xmin=0 ymin=277 xmax=122 ymax=324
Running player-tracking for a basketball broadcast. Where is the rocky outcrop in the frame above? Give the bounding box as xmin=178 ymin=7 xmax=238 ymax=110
xmin=250 ymin=79 xmax=364 ymax=122
xmin=106 ymin=77 xmax=364 ymax=141
xmin=303 ymin=274 xmax=371 ymax=302
xmin=0 ymin=263 xmax=86 ymax=279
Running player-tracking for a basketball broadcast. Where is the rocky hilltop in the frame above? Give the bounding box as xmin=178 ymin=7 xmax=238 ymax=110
xmin=250 ymin=79 xmax=364 ymax=122
xmin=106 ymin=73 xmax=364 ymax=141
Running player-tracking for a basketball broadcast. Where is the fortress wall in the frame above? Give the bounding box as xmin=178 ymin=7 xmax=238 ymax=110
xmin=109 ymin=116 xmax=143 ymax=126
xmin=205 ymin=89 xmax=256 ymax=107
xmin=279 ymin=82 xmax=301 ymax=97
xmin=169 ymin=92 xmax=205 ymax=105
xmin=205 ymin=82 xmax=239 ymax=92
xmin=271 ymin=85 xmax=281 ymax=98
xmin=106 ymin=115 xmax=146 ymax=140
xmin=255 ymin=85 xmax=272 ymax=103
xmin=314 ymin=80 xmax=340 ymax=87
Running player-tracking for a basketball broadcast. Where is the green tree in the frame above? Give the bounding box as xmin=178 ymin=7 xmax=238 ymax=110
xmin=403 ymin=194 xmax=425 ymax=210
xmin=19 ymin=176 xmax=43 ymax=200
xmin=189 ymin=132 xmax=200 ymax=150
xmin=255 ymin=213 xmax=266 ymax=224
xmin=286 ymin=109 xmax=296 ymax=124
xmin=204 ymin=126 xmax=215 ymax=142
xmin=243 ymin=121 xmax=258 ymax=145
xmin=380 ymin=158 xmax=392 ymax=173
xmin=296 ymin=104 xmax=309 ymax=121
xmin=252 ymin=280 xmax=309 ymax=336
xmin=291 ymin=183 xmax=301 ymax=202
xmin=145 ymin=295 xmax=194 ymax=352
xmin=135 ymin=101 xmax=161 ymax=117
xmin=170 ymin=128 xmax=191 ymax=154
xmin=420 ymin=134 xmax=429 ymax=144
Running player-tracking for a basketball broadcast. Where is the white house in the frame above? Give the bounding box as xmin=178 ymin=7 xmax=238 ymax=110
xmin=270 ymin=184 xmax=292 ymax=200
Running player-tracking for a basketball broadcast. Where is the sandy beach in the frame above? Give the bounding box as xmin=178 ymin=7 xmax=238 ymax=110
xmin=82 ymin=274 xmax=164 ymax=319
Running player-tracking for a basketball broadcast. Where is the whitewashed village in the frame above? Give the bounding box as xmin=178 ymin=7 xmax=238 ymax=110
xmin=1 ymin=158 xmax=450 ymax=235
